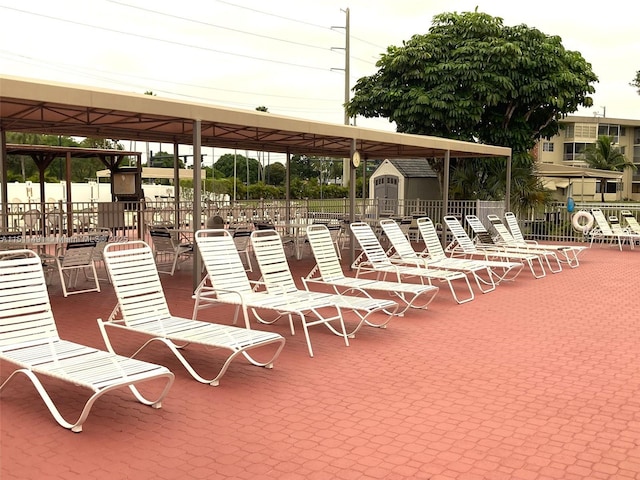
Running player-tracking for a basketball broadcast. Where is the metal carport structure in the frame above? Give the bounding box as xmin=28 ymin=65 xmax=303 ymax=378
xmin=0 ymin=75 xmax=512 ymax=287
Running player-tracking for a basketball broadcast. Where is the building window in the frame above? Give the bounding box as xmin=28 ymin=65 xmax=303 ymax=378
xmin=571 ymin=124 xmax=597 ymax=139
xmin=542 ymin=142 xmax=554 ymax=152
xmin=598 ymin=124 xmax=625 ymax=144
xmin=596 ymin=181 xmax=618 ymax=194
xmin=563 ymin=142 xmax=590 ymax=162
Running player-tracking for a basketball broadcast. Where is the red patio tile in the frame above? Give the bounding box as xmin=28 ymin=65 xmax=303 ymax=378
xmin=3 ymin=245 xmax=640 ymax=479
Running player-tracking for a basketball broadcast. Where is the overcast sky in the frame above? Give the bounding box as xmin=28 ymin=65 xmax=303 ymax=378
xmin=1 ymin=0 xmax=639 ymax=165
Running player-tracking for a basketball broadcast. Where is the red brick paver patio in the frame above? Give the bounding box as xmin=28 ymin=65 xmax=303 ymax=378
xmin=2 ymin=245 xmax=640 ymax=479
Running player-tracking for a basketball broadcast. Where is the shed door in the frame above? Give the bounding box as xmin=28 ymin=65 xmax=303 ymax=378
xmin=374 ymin=175 xmax=399 ymax=214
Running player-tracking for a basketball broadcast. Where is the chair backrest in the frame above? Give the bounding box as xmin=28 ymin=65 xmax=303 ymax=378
xmin=442 ymin=216 xmax=478 ymax=254
xmin=416 ymin=217 xmax=446 ymax=260
xmin=379 ymin=219 xmax=419 ymax=260
xmin=22 ymin=209 xmax=40 ymax=232
xmin=487 ymin=214 xmax=517 ymax=244
xmin=608 ymin=215 xmax=626 ymax=234
xmin=250 ymin=230 xmax=299 ymax=294
xmin=61 ymin=240 xmax=97 ymax=267
xmin=194 ymin=229 xmax=254 ymax=294
xmin=103 ymin=241 xmax=173 ymax=326
xmin=0 ymin=249 xmax=59 ymax=350
xmin=591 ymin=209 xmax=615 ymax=234
xmin=349 ymin=222 xmax=395 ymax=268
xmin=306 ymin=224 xmax=346 ymax=282
xmin=232 ymin=227 xmax=252 ymax=250
xmin=504 ymin=212 xmax=526 ymax=243
xmin=149 ymin=227 xmax=176 ymax=252
xmin=465 ymin=215 xmax=495 ymax=245
xmin=254 ymin=223 xmax=275 ymax=231
xmin=621 ymin=210 xmax=640 ymax=233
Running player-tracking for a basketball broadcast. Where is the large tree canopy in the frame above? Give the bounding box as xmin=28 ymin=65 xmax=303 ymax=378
xmin=346 ymin=10 xmax=598 ymax=155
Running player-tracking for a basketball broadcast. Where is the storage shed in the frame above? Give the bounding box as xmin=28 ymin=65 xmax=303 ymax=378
xmin=369 ymin=158 xmax=441 ymax=213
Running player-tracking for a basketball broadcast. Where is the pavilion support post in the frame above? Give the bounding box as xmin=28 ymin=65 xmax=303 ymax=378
xmin=192 ymin=120 xmax=202 ymax=291
xmin=0 ymin=130 xmax=7 ymax=230
xmin=505 ymin=154 xmax=512 ymax=212
xmin=65 ymin=152 xmax=73 ymax=234
xmin=348 ymin=139 xmax=357 ymax=266
xmin=285 ymin=149 xmax=291 ymax=221
xmin=173 ymin=142 xmax=180 ymax=228
xmin=441 ymin=151 xmax=450 ymax=247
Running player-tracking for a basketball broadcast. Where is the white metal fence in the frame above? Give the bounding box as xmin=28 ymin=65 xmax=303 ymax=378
xmin=3 ymin=197 xmax=639 ymax=244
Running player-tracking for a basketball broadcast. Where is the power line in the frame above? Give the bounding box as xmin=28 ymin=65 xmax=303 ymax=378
xmin=0 ymin=4 xmax=331 ymax=72
xmin=107 ymin=0 xmax=336 ymax=52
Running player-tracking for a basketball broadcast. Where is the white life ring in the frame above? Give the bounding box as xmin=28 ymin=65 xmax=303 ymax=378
xmin=572 ymin=210 xmax=594 ymax=232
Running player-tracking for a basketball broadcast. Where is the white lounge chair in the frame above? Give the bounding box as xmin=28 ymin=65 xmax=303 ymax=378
xmin=443 ymin=215 xmax=547 ymax=279
xmin=589 ymin=208 xmax=638 ymax=250
xmin=620 ymin=210 xmax=640 ymax=235
xmin=480 ymin=214 xmax=563 ymax=273
xmin=504 ymin=212 xmax=586 ymax=268
xmin=101 ymin=241 xmax=285 ymax=385
xmin=0 ymin=249 xmax=174 ymax=432
xmin=250 ymin=229 xmax=399 ymax=346
xmin=303 ymin=224 xmax=439 ymax=316
xmin=193 ymin=229 xmax=348 ymax=357
xmin=416 ymin=217 xmax=523 ymax=285
xmin=349 ymin=222 xmax=475 ymax=304
xmin=380 ymin=218 xmax=501 ymax=294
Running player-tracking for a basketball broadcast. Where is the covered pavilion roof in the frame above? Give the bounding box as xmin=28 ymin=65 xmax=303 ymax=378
xmin=0 ymin=75 xmax=510 ymax=161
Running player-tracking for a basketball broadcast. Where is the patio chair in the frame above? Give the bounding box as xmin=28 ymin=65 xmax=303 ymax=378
xmin=233 ymin=227 xmax=253 ymax=272
xmin=620 ymin=210 xmax=640 ymax=235
xmin=149 ymin=225 xmax=193 ymax=275
xmin=349 ymin=222 xmax=475 ymax=304
xmin=415 ymin=217 xmax=523 ymax=285
xmin=608 ymin=215 xmax=640 ymax=248
xmin=21 ymin=208 xmax=41 ymax=235
xmin=0 ymin=249 xmax=174 ymax=432
xmin=479 ymin=215 xmax=563 ymax=273
xmin=194 ymin=229 xmax=355 ymax=357
xmin=54 ymin=239 xmax=101 ymax=297
xmin=380 ymin=218 xmax=499 ymax=294
xmin=101 ymin=241 xmax=285 ymax=385
xmin=588 ymin=208 xmax=637 ymax=250
xmin=303 ymin=224 xmax=439 ymax=316
xmin=504 ymin=212 xmax=586 ymax=268
xmin=443 ymin=215 xmax=547 ymax=279
xmin=250 ymin=229 xmax=399 ymax=344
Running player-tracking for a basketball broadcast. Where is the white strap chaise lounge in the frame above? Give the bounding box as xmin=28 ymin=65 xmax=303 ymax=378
xmin=443 ymin=215 xmax=547 ymax=279
xmin=379 ymin=218 xmax=499 ymax=294
xmin=303 ymin=224 xmax=439 ymax=316
xmin=250 ymin=229 xmax=399 ymax=345
xmin=0 ymin=249 xmax=174 ymax=432
xmin=193 ymin=229 xmax=348 ymax=358
xmin=503 ymin=212 xmax=586 ymax=268
xmin=349 ymin=222 xmax=475 ymax=304
xmin=415 ymin=217 xmax=523 ymax=285
xmin=101 ymin=241 xmax=286 ymax=385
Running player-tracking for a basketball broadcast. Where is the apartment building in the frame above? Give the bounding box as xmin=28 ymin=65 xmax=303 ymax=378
xmin=536 ymin=115 xmax=640 ymax=201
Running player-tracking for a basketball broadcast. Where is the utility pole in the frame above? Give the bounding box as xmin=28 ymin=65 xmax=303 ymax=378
xmin=331 ymin=7 xmax=351 ymax=184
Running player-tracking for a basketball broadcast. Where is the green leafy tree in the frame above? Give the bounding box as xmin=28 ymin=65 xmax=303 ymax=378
xmin=214 ymin=153 xmax=260 ymax=184
xmin=264 ymin=162 xmax=286 ymax=186
xmin=632 ymin=71 xmax=640 ymax=95
xmin=289 ymin=154 xmax=320 ymax=181
xmin=583 ymin=135 xmax=636 ymax=202
xmin=346 ymin=10 xmax=598 ymax=206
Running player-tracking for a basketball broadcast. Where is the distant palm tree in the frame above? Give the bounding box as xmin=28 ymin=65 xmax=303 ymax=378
xmin=583 ymin=135 xmax=636 ymax=202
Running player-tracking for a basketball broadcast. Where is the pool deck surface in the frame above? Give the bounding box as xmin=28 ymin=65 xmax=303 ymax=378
xmin=2 ymin=242 xmax=640 ymax=479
